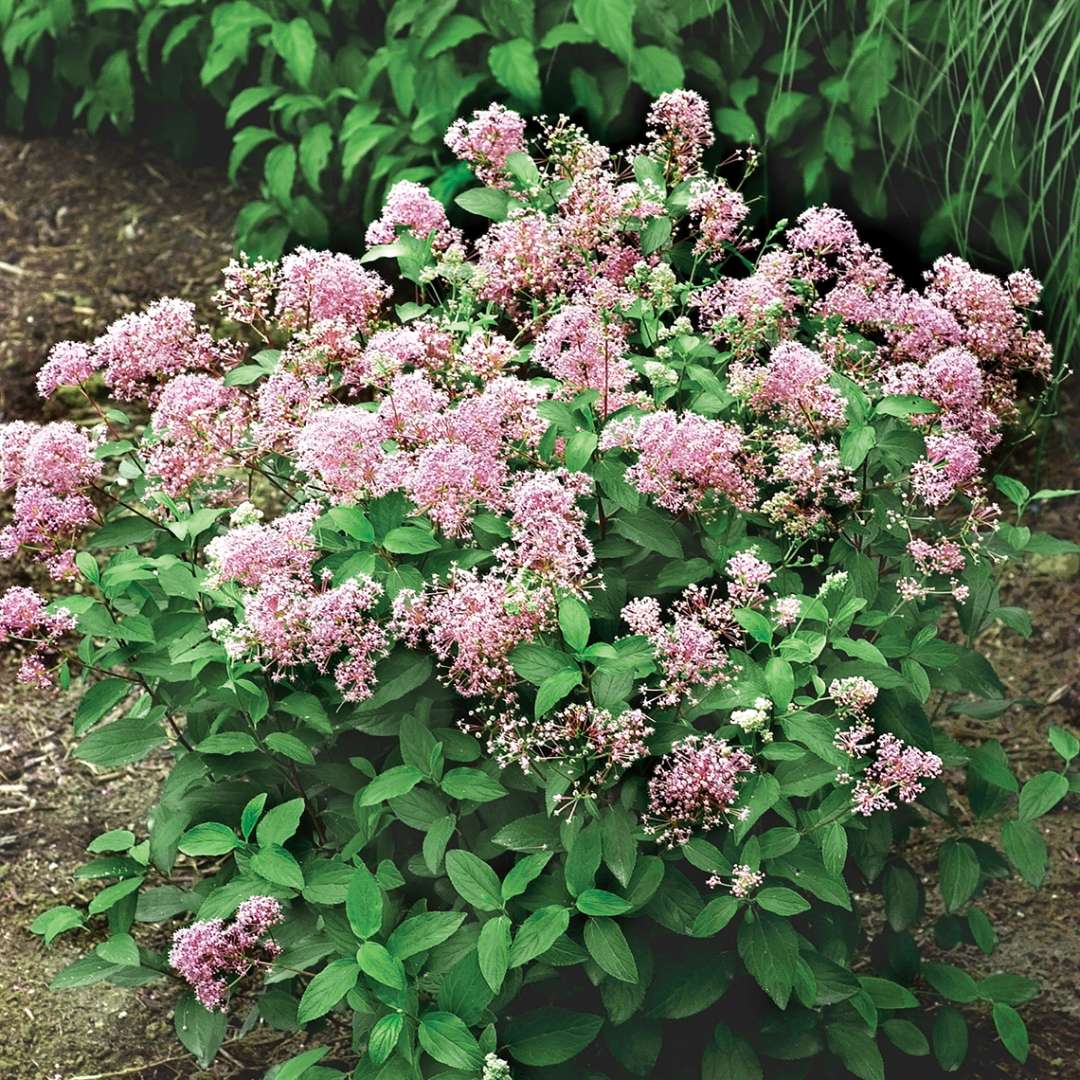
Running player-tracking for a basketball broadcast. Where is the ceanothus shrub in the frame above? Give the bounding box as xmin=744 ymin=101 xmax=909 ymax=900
xmin=8 ymin=92 xmax=1077 ymax=1078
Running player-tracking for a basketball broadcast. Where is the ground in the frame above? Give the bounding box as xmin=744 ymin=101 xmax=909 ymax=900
xmin=0 ymin=132 xmax=1076 ymax=1079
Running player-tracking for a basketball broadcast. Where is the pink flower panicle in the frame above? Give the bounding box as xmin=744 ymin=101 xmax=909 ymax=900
xmin=725 ymin=549 xmax=775 ymax=608
xmin=444 ymin=104 xmax=527 ymax=188
xmin=646 ymin=733 xmax=755 ymax=846
xmin=828 ymin=676 xmax=879 ymax=717
xmin=365 ymin=180 xmax=459 ymax=250
xmin=169 ymin=896 xmax=284 ymax=1011
xmin=37 ymin=341 xmax=99 ymax=398
xmin=688 ymin=178 xmax=749 ymax=260
xmin=623 ymin=585 xmax=742 ymax=707
xmin=0 ymin=421 xmax=101 ymax=578
xmin=276 ymin=248 xmax=390 ymax=333
xmin=147 ymin=374 xmax=248 ymax=496
xmin=0 ymin=586 xmax=76 ymax=688
xmin=850 ymin=733 xmax=943 ymax=816
xmin=94 ymin=298 xmax=217 ymax=401
xmin=643 ymin=90 xmax=715 ymax=180
xmin=601 ymin=411 xmax=758 ymax=514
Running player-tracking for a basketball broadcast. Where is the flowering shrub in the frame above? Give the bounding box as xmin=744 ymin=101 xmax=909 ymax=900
xmin=14 ymin=93 xmax=1078 ymax=1078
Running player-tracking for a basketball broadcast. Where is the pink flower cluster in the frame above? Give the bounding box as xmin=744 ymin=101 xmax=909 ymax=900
xmin=147 ymin=374 xmax=248 ymax=496
xmin=207 ymin=508 xmax=386 ymax=701
xmin=445 ymin=104 xmax=527 ymax=188
xmin=642 ymin=90 xmax=715 ymax=181
xmin=646 ymin=733 xmax=755 ymax=846
xmin=498 ymin=702 xmax=654 ymax=806
xmin=276 ymin=248 xmax=390 ymax=333
xmin=169 ymin=896 xmax=283 ymax=1011
xmin=601 ymin=411 xmax=758 ymax=514
xmin=725 ymin=549 xmax=774 ymax=608
xmin=365 ymin=180 xmax=460 ymax=250
xmin=623 ymin=585 xmax=742 ymax=708
xmin=0 ymin=586 xmax=76 ymax=687
xmin=849 ymin=733 xmax=943 ymax=816
xmin=0 ymin=421 xmax=101 ymax=578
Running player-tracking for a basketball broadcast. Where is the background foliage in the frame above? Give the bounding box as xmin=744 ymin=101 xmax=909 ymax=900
xmin=1 ymin=0 xmax=1077 ymax=371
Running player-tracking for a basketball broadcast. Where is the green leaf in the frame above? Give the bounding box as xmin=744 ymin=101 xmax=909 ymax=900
xmin=991 ymin=1003 xmax=1028 ymax=1063
xmin=630 ymin=45 xmax=683 ymax=95
xmin=505 ymin=1007 xmax=603 ymax=1066
xmin=488 ymin=39 xmax=540 ymax=109
xmin=558 ymin=596 xmax=591 ymax=651
xmin=48 ymin=955 xmax=119 ymax=991
xmin=251 ymin=845 xmax=305 ymax=890
xmin=263 ymin=142 xmax=296 ymax=206
xmin=535 ymin=667 xmax=582 ymax=718
xmin=564 ymin=430 xmax=598 ymax=472
xmin=368 ymin=1014 xmax=402 ymax=1065
xmin=196 ymin=732 xmax=259 ymax=756
xmin=977 ymin=972 xmax=1040 ymax=1006
xmin=178 ymin=823 xmax=238 ymax=857
xmin=756 ymin=887 xmax=810 ymax=916
xmin=454 ymin=187 xmax=511 ymax=221
xmin=441 ymin=768 xmax=507 ymax=803
xmin=509 ymin=644 xmax=576 ymax=685
xmin=882 ymin=1018 xmax=930 ymax=1056
xmin=826 ymin=1022 xmax=884 ymax=1080
xmin=225 ymin=84 xmax=279 ymax=129
xmin=840 ymin=424 xmax=876 ymax=469
xmin=298 ymin=121 xmax=333 ymax=190
xmin=646 ymin=952 xmax=733 ymax=1018
xmin=88 ymin=875 xmax=144 ymax=915
xmin=387 ymin=911 xmax=467 ymax=960
xmin=939 ymin=840 xmax=980 ymax=912
xmin=357 ymin=940 xmax=405 ymax=989
xmin=734 ymin=608 xmax=772 ymax=644
xmin=478 ymin=915 xmax=511 ymax=992
xmin=859 ymin=976 xmax=918 ymax=1010
xmin=419 ymin=1011 xmax=483 ymax=1070
xmin=933 ymin=1006 xmax=968 ymax=1071
xmin=360 ymin=765 xmax=424 ymax=805
xmin=1049 ymin=725 xmax=1080 ymax=763
xmin=876 ymin=395 xmax=940 ymax=417
xmin=509 ymin=905 xmax=570 ymax=967
xmin=737 ymin=910 xmax=798 ymax=1008
xmin=445 ymin=849 xmax=503 ymax=911
xmin=584 ymin=916 xmax=637 ymax=982
xmin=240 ymin=793 xmax=266 ymax=840
xmin=265 ymin=732 xmax=316 ymax=765
xmin=74 ymin=716 xmax=166 ymax=767
xmin=640 ymin=215 xmax=672 ymax=255
xmin=74 ymin=678 xmax=131 ymax=736
xmin=31 ymin=905 xmax=84 ymax=945
xmin=256 ymin=798 xmax=306 ymax=847
xmin=600 ymin=806 xmax=637 ymax=888
xmin=271 ymin=17 xmax=317 ymax=88
xmin=765 ymin=91 xmax=810 ymax=138
xmin=296 ymin=958 xmax=359 ymax=1023
xmin=576 ymin=888 xmax=632 ymax=916
xmin=346 ymin=863 xmax=383 ymax=939
xmin=923 ymin=962 xmax=979 ymax=1003
xmin=502 ymin=851 xmax=554 ymax=900
xmin=382 ymin=526 xmax=440 ymax=554
xmin=691 ymin=895 xmax=739 ymax=937
xmin=87 ymin=829 xmax=135 ymax=854
xmin=573 ymin=0 xmax=634 ymax=63
xmin=1001 ymin=819 xmax=1047 ymax=887
xmin=1018 ymin=771 xmax=1068 ymax=820
xmin=175 ymin=992 xmax=226 ymax=1068
xmin=274 ymin=1047 xmax=331 ymax=1080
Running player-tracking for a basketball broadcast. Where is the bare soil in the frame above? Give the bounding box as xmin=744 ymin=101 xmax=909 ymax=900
xmin=0 ymin=131 xmax=1077 ymax=1080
